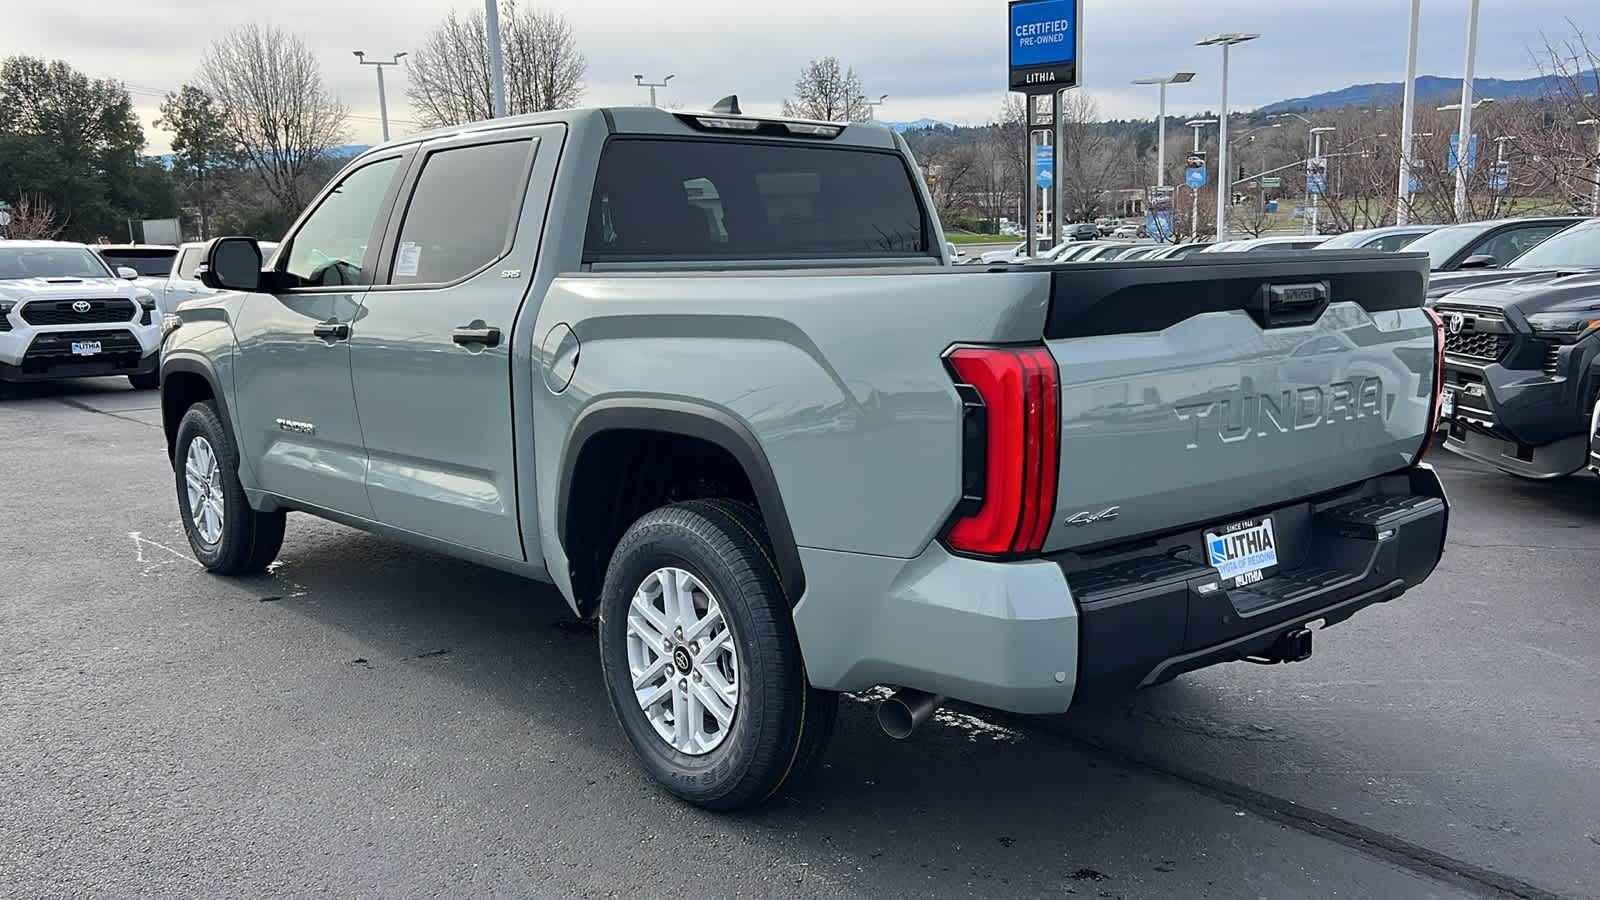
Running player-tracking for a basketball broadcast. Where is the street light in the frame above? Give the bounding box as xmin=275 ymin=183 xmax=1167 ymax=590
xmin=485 ymin=0 xmax=506 ymax=117
xmin=1185 ymin=118 xmax=1217 ymax=239
xmin=1197 ymin=32 xmax=1260 ymax=241
xmin=1491 ymin=135 xmax=1517 ymax=216
xmin=1449 ymin=0 xmax=1483 ymax=221
xmin=1309 ymin=126 xmax=1336 ymax=236
xmin=1397 ymin=0 xmax=1422 ymax=225
xmin=866 ymin=93 xmax=888 ymax=120
xmin=1579 ymin=119 xmax=1600 ymax=215
xmin=353 ymin=50 xmax=407 ymax=142
xmin=1132 ymin=72 xmax=1195 ymax=188
xmin=634 ymin=73 xmax=675 ymax=108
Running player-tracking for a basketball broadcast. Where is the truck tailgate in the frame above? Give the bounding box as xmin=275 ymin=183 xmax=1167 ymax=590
xmin=1035 ymin=253 xmax=1435 ymax=554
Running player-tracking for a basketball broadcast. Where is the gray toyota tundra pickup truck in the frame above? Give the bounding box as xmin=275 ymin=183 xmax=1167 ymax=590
xmin=157 ymin=101 xmax=1450 ymax=810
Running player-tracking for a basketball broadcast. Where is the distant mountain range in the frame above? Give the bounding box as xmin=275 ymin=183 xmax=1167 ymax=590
xmin=150 ymin=143 xmax=371 ymax=166
xmin=1259 ymin=71 xmax=1598 ymax=113
xmin=876 ymin=118 xmax=955 ymax=133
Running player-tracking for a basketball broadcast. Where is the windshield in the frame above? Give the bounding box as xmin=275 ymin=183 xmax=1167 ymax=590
xmin=0 ymin=246 xmax=114 ymax=280
xmin=97 ymin=248 xmax=177 ymax=276
xmin=1507 ymin=219 xmax=1600 ymax=269
xmin=1399 ymin=222 xmax=1492 ymax=269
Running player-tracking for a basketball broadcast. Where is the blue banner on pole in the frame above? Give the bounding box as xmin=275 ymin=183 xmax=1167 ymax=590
xmin=1489 ymin=161 xmax=1509 ymax=192
xmin=1449 ymin=134 xmax=1478 ymax=174
xmin=1306 ymin=157 xmax=1328 ymax=195
xmin=1035 ymin=145 xmax=1053 ymax=188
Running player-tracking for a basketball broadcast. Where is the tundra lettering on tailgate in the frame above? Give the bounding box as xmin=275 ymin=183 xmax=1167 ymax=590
xmin=1174 ymin=377 xmax=1388 ymax=451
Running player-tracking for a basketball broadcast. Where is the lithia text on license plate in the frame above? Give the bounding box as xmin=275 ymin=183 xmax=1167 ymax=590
xmin=1205 ymin=517 xmax=1278 ymax=588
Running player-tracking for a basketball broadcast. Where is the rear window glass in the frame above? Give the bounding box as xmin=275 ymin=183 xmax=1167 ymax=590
xmin=584 ymin=138 xmax=931 ymax=262
xmin=98 ymin=249 xmax=177 ymax=276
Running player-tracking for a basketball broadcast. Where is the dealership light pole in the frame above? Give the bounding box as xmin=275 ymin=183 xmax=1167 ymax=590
xmin=1440 ymin=96 xmax=1495 ymax=220
xmin=1185 ymin=118 xmax=1216 ymax=239
xmin=1197 ymin=32 xmax=1259 ymax=241
xmin=1132 ymin=72 xmax=1195 ymax=188
xmin=634 ymin=73 xmax=675 ymax=108
xmin=486 ymin=0 xmax=506 ymax=117
xmin=1309 ymin=126 xmax=1335 ymax=236
xmin=1450 ymin=0 xmax=1482 ymax=221
xmin=353 ymin=51 xmax=406 ymax=142
xmin=1580 ymin=119 xmax=1600 ymax=214
xmin=1397 ymin=0 xmax=1422 ymax=224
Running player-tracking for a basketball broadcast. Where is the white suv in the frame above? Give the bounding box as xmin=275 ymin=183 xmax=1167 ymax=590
xmin=0 ymin=240 xmax=164 ymax=394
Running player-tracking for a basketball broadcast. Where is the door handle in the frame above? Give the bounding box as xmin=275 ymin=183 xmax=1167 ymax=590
xmin=313 ymin=321 xmax=351 ymax=341
xmin=452 ymin=324 xmax=502 ymax=348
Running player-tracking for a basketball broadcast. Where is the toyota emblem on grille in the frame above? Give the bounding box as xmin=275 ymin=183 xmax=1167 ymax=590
xmin=72 ymin=300 xmax=92 ymax=313
xmin=1446 ymin=312 xmax=1465 ymax=335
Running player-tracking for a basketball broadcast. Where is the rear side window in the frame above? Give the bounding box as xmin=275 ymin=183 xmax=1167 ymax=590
xmin=389 ymin=139 xmax=534 ymax=285
xmin=584 ymin=138 xmax=931 ymax=262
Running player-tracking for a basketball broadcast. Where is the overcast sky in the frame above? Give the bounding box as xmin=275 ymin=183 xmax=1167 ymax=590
xmin=5 ymin=0 xmax=1587 ymax=155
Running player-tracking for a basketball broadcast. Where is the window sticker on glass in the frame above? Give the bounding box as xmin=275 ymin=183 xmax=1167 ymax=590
xmin=395 ymin=242 xmax=422 ymax=278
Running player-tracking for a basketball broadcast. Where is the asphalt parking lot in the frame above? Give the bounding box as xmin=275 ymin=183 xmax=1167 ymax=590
xmin=3 ymin=378 xmax=1597 ymax=899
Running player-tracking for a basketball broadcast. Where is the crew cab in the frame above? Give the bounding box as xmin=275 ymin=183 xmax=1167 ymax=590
xmin=0 ymin=240 xmax=162 ymax=393
xmin=157 ymin=101 xmax=1450 ymax=811
xmin=1437 ymin=219 xmax=1600 ymax=478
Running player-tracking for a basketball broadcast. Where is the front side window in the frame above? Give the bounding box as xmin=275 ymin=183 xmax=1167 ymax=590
xmin=177 ymin=248 xmax=205 ymax=280
xmin=584 ymin=138 xmax=930 ymax=261
xmin=283 ymin=156 xmax=402 ymax=288
xmin=388 ymin=139 xmax=533 ymax=286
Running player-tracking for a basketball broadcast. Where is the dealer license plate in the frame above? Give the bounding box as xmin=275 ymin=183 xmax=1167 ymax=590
xmin=1205 ymin=517 xmax=1279 ymax=588
xmin=70 ymin=341 xmax=102 ymax=357
xmin=1440 ymin=388 xmax=1455 ymax=417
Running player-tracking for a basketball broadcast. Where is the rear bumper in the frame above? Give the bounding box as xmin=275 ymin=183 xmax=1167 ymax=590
xmin=1066 ymin=465 xmax=1448 ymax=700
xmin=793 ymin=466 xmax=1449 ymax=715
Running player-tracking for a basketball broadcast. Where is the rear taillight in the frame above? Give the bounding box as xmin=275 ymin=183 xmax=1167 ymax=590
xmin=942 ymin=345 xmax=1060 ymax=556
xmin=1417 ymin=308 xmax=1447 ymax=462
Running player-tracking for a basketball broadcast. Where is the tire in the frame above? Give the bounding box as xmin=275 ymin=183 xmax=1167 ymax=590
xmin=598 ymin=498 xmax=837 ymax=811
xmin=129 ymin=370 xmax=160 ymax=390
xmin=173 ymin=400 xmax=286 ymax=575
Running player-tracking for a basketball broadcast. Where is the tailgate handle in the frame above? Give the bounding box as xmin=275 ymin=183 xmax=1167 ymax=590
xmin=1256 ymin=281 xmax=1330 ymax=328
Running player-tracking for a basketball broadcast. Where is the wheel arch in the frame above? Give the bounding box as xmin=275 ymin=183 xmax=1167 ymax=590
xmin=160 ymin=356 xmax=236 ymax=463
xmin=557 ymin=398 xmax=806 ymax=606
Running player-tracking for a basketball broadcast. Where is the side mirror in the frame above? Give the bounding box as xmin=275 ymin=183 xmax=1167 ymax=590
xmin=1459 ymin=254 xmax=1499 ymax=269
xmin=200 ymin=237 xmax=264 ymax=291
xmin=116 ymin=266 xmax=139 ymax=280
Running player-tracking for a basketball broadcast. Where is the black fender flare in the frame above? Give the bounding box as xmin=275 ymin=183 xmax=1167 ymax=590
xmin=159 ymin=355 xmax=238 ymax=461
xmin=557 ymin=398 xmax=806 ymax=600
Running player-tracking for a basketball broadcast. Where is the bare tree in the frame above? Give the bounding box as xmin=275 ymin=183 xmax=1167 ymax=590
xmin=199 ymin=24 xmax=348 ymax=219
xmin=3 ymin=193 xmax=66 ymax=239
xmin=1055 ymin=93 xmax=1130 ymax=222
xmin=407 ymin=0 xmax=586 ymax=128
xmin=781 ymin=56 xmax=870 ymax=123
xmin=1521 ymin=19 xmax=1600 ymax=212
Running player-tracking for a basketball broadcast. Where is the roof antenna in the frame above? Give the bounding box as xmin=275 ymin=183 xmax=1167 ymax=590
xmin=710 ymin=95 xmax=741 ymax=115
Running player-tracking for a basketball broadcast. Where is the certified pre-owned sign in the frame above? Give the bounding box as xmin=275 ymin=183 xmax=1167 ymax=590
xmin=1008 ymin=0 xmax=1082 ymax=92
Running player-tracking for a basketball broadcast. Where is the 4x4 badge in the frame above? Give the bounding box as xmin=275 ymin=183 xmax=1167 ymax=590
xmin=1065 ymin=506 xmax=1120 ymax=527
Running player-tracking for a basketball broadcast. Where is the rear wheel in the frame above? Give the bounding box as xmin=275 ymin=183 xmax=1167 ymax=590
xmin=173 ymin=401 xmax=285 ymax=575
xmin=598 ymin=499 xmax=836 ymax=810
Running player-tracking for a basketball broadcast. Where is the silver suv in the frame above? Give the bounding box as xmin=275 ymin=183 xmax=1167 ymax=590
xmin=0 ymin=240 xmax=163 ymax=394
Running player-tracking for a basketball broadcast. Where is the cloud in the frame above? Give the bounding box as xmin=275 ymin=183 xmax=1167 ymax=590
xmin=6 ymin=0 xmax=1587 ymax=154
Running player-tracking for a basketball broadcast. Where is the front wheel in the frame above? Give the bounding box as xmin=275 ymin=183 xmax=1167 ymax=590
xmin=173 ymin=400 xmax=286 ymax=575
xmin=598 ymin=499 xmax=836 ymax=811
